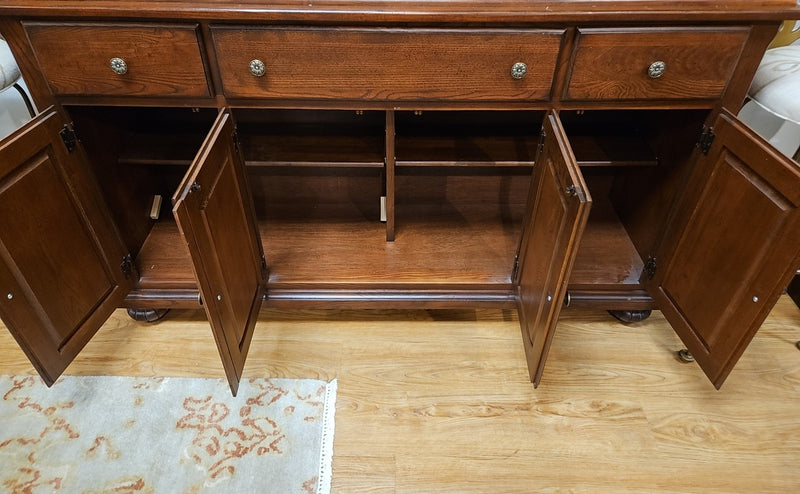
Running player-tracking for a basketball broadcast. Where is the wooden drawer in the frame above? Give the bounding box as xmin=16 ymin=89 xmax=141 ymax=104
xmin=211 ymin=27 xmax=564 ymax=102
xmin=24 ymin=23 xmax=210 ymax=97
xmin=564 ymin=27 xmax=750 ymax=101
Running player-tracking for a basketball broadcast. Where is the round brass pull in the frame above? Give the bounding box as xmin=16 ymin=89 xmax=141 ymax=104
xmin=510 ymin=62 xmax=528 ymax=80
xmin=109 ymin=57 xmax=128 ymax=75
xmin=648 ymin=61 xmax=666 ymax=79
xmin=249 ymin=59 xmax=266 ymax=77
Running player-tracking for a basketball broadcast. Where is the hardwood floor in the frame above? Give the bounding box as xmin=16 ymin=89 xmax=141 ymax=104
xmin=1 ymin=297 xmax=799 ymax=492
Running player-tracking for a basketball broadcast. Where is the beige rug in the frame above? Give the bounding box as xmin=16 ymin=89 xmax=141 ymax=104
xmin=0 ymin=375 xmax=336 ymax=493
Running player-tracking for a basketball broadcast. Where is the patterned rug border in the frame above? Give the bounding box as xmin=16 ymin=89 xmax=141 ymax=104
xmin=318 ymin=378 xmax=337 ymax=494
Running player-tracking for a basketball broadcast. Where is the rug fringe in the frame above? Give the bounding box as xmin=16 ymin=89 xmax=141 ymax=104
xmin=317 ymin=379 xmax=337 ymax=494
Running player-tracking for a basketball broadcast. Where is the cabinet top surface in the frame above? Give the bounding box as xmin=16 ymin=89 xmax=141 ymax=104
xmin=1 ymin=0 xmax=798 ymax=22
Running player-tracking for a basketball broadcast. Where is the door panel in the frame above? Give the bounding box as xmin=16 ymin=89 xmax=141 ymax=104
xmin=0 ymin=110 xmax=132 ymax=385
xmin=650 ymin=110 xmax=800 ymax=388
xmin=173 ymin=110 xmax=266 ymax=396
xmin=517 ymin=112 xmax=592 ymax=386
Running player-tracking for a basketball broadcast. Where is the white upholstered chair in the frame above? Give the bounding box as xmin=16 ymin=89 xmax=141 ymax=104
xmin=738 ymin=21 xmax=800 ymax=159
xmin=0 ymin=38 xmax=36 ymax=118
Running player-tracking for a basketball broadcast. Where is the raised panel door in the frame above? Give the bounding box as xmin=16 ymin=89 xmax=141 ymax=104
xmin=173 ymin=110 xmax=267 ymax=396
xmin=0 ymin=110 xmax=133 ymax=385
xmin=649 ymin=110 xmax=800 ymax=388
xmin=517 ymin=111 xmax=592 ymax=386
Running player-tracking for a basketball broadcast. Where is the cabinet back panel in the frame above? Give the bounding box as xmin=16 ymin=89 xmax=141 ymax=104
xmin=247 ymin=169 xmax=383 ymax=221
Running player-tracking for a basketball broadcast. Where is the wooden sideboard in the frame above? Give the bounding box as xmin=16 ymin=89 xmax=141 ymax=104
xmin=1 ymin=0 xmax=799 ymax=395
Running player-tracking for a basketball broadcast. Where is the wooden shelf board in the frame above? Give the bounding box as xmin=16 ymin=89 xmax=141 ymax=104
xmin=396 ymin=136 xmax=537 ymax=167
xmin=569 ymin=194 xmax=645 ymax=289
xmin=570 ymin=135 xmax=658 ymax=167
xmin=263 ymin=203 xmax=521 ymax=285
xmin=119 ymin=132 xmax=385 ymax=168
xmin=118 ymin=133 xmax=200 ymax=167
xmin=135 ymin=221 xmax=197 ymax=290
xmin=134 ymin=205 xmax=523 ymax=292
xmin=242 ymin=134 xmax=385 ymax=168
xmin=396 ymin=133 xmax=657 ymax=168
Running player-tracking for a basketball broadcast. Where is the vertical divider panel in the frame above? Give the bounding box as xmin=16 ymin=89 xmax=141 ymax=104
xmin=385 ymin=110 xmax=396 ymax=241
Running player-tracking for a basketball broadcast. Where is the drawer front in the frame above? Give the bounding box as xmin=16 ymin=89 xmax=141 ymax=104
xmin=212 ymin=27 xmax=564 ymax=101
xmin=565 ymin=27 xmax=750 ymax=101
xmin=24 ymin=23 xmax=210 ymax=97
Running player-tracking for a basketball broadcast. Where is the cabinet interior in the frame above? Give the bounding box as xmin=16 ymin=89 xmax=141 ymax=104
xmin=68 ymin=106 xmax=706 ymax=304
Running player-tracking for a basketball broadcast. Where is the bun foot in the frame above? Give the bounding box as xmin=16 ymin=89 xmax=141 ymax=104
xmin=126 ymin=308 xmax=169 ymax=323
xmin=608 ymin=309 xmax=652 ymax=323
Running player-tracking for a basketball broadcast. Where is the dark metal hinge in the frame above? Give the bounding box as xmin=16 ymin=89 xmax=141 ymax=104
xmin=232 ymin=128 xmax=240 ymax=154
xmin=59 ymin=124 xmax=79 ymax=153
xmin=512 ymin=254 xmax=520 ymax=280
xmin=697 ymin=126 xmax=715 ymax=155
xmin=643 ymin=257 xmax=657 ymax=280
xmin=120 ymin=254 xmax=134 ymax=279
xmin=537 ymin=129 xmax=547 ymax=157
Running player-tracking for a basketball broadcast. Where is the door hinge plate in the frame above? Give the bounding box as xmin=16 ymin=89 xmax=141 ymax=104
xmin=643 ymin=257 xmax=657 ymax=280
xmin=537 ymin=129 xmax=546 ymax=158
xmin=232 ymin=128 xmax=241 ymax=154
xmin=121 ymin=254 xmax=134 ymax=279
xmin=698 ymin=126 xmax=715 ymax=155
xmin=512 ymin=254 xmax=520 ymax=281
xmin=59 ymin=124 xmax=79 ymax=153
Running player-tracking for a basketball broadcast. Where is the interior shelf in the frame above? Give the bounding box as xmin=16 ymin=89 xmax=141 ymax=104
xmin=569 ymin=135 xmax=658 ymax=167
xmin=134 ymin=206 xmax=523 ymax=292
xmin=135 ymin=221 xmax=196 ymax=290
xmin=396 ymin=135 xmax=537 ymax=167
xmin=562 ymin=110 xmax=659 ymax=167
xmin=237 ymin=109 xmax=386 ymax=168
xmin=117 ymin=109 xmax=657 ymax=169
xmin=118 ymin=132 xmax=201 ymax=166
xmin=240 ymin=133 xmax=385 ymax=168
xmin=568 ymin=181 xmax=645 ymax=291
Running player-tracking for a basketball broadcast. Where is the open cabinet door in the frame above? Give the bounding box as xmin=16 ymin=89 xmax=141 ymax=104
xmin=0 ymin=109 xmax=133 ymax=385
xmin=517 ymin=111 xmax=592 ymax=386
xmin=173 ymin=110 xmax=267 ymax=396
xmin=648 ymin=110 xmax=800 ymax=389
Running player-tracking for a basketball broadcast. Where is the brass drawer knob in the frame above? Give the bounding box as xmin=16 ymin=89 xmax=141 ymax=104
xmin=648 ymin=61 xmax=666 ymax=79
xmin=249 ymin=59 xmax=266 ymax=77
xmin=109 ymin=57 xmax=128 ymax=75
xmin=510 ymin=62 xmax=528 ymax=80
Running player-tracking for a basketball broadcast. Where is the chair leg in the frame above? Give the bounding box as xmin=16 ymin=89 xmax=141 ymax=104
xmin=12 ymin=82 xmax=36 ymax=118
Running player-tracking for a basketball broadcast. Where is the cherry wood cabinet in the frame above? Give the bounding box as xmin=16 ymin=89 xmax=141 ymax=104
xmin=1 ymin=0 xmax=799 ymax=395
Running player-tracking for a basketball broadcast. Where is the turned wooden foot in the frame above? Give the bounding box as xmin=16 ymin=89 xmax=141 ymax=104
xmin=608 ymin=309 xmax=652 ymax=323
xmin=788 ymin=275 xmax=800 ymax=309
xmin=126 ymin=308 xmax=169 ymax=323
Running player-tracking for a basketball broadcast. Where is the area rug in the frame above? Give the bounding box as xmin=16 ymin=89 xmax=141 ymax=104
xmin=0 ymin=375 xmax=336 ymax=493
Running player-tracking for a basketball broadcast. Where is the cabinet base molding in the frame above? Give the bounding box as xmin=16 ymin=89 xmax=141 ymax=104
xmin=566 ymin=289 xmax=654 ymax=310
xmin=263 ymin=287 xmax=519 ymax=309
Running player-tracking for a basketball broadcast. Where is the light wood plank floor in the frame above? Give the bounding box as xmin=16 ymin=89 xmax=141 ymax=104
xmin=1 ymin=297 xmax=799 ymax=493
